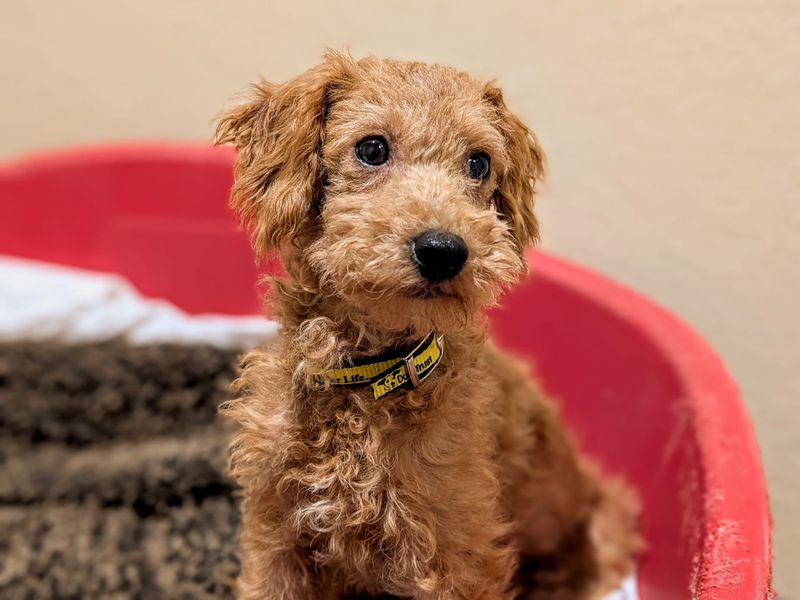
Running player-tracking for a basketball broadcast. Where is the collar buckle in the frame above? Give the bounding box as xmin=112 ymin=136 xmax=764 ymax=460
xmin=404 ymin=355 xmax=421 ymax=387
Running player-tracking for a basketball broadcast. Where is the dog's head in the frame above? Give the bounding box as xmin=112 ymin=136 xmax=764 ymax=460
xmin=216 ymin=52 xmax=544 ymax=333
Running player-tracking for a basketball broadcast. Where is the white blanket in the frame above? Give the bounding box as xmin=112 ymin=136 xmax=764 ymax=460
xmin=0 ymin=254 xmax=637 ymax=599
xmin=0 ymin=256 xmax=276 ymax=348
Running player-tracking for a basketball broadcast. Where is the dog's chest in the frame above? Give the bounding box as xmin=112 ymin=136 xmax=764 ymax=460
xmin=284 ymin=406 xmax=433 ymax=558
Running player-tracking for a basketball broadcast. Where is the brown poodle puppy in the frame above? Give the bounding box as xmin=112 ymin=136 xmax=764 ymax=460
xmin=215 ymin=52 xmax=640 ymax=600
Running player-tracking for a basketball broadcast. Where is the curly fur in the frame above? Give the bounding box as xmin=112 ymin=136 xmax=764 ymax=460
xmin=215 ymin=51 xmax=641 ymax=599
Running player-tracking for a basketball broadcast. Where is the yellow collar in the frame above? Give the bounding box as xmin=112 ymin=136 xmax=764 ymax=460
xmin=313 ymin=332 xmax=445 ymax=400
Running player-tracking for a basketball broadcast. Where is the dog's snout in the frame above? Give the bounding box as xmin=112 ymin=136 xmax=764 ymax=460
xmin=411 ymin=229 xmax=468 ymax=283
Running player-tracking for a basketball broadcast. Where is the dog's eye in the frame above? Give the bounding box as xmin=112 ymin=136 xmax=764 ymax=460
xmin=466 ymin=152 xmax=491 ymax=180
xmin=355 ymin=136 xmax=390 ymax=166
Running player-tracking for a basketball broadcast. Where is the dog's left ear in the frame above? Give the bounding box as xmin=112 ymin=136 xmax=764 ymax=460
xmin=215 ymin=52 xmax=353 ymax=258
xmin=484 ymin=85 xmax=546 ymax=252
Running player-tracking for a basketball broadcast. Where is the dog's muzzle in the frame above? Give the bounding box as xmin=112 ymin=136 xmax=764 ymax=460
xmin=411 ymin=229 xmax=468 ymax=283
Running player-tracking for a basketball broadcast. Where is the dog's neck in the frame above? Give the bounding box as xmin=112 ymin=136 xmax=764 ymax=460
xmin=270 ymin=276 xmax=485 ymax=372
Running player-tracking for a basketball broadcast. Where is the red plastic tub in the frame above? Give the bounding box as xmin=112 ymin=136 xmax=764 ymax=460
xmin=0 ymin=143 xmax=772 ymax=599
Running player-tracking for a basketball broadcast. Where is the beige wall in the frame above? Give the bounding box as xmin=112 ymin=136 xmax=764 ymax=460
xmin=2 ymin=0 xmax=797 ymax=592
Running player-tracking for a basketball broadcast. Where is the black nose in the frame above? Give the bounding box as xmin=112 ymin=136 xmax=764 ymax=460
xmin=411 ymin=229 xmax=468 ymax=283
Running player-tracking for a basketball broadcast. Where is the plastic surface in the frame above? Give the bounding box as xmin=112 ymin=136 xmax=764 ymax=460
xmin=0 ymin=143 xmax=772 ymax=599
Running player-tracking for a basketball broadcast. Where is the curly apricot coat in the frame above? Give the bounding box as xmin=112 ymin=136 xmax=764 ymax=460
xmin=216 ymin=52 xmax=640 ymax=600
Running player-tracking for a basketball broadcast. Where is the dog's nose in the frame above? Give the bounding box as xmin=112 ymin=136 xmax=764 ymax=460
xmin=411 ymin=229 xmax=468 ymax=283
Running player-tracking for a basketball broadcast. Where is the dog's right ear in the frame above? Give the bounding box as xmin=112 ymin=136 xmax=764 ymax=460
xmin=215 ymin=53 xmax=353 ymax=258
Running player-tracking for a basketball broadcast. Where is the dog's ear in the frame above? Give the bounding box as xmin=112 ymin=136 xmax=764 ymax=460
xmin=484 ymin=85 xmax=545 ymax=252
xmin=215 ymin=53 xmax=353 ymax=258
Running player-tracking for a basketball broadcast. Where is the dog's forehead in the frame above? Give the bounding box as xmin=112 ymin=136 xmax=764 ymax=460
xmin=328 ymin=60 xmax=503 ymax=154
xmin=353 ymin=60 xmax=483 ymax=102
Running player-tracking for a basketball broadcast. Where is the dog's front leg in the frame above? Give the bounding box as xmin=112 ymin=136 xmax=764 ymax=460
xmin=393 ymin=494 xmax=516 ymax=600
xmin=234 ymin=510 xmax=319 ymax=600
xmin=408 ymin=540 xmax=517 ymax=600
xmin=236 ymin=546 xmax=310 ymax=600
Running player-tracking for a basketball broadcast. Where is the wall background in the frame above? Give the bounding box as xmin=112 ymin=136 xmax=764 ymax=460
xmin=1 ymin=1 xmax=796 ymax=594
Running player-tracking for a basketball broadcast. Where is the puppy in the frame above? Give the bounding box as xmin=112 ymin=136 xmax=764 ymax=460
xmin=215 ymin=52 xmax=640 ymax=600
